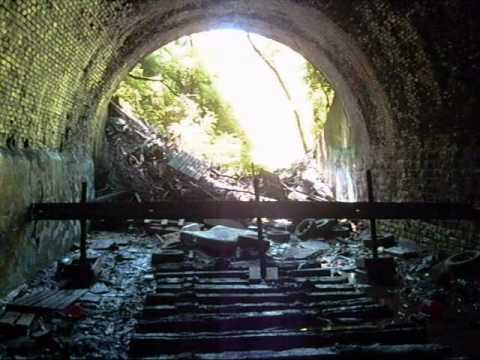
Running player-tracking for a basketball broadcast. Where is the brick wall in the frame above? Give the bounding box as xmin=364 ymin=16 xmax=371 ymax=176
xmin=0 ymin=1 xmax=479 ymax=293
xmin=0 ymin=0 xmax=133 ymax=293
xmin=0 ymin=0 xmax=134 ymax=151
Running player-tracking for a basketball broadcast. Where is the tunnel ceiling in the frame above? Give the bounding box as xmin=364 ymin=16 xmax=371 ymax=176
xmin=0 ymin=0 xmax=479 ymax=203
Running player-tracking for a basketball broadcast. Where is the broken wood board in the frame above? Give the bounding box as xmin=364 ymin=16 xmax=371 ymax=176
xmin=90 ymin=239 xmax=118 ymax=250
xmin=0 ymin=311 xmax=21 ymax=326
xmin=0 ymin=311 xmax=35 ymax=336
xmin=168 ymin=151 xmax=209 ymax=181
xmin=7 ymin=289 xmax=88 ymax=313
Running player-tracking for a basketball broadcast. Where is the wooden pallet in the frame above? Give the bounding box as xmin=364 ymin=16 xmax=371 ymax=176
xmin=7 ymin=289 xmax=87 ymax=313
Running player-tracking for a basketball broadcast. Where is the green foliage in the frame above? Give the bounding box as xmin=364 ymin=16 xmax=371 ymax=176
xmin=115 ymin=36 xmax=252 ymax=171
xmin=304 ymin=63 xmax=335 ymax=136
xmin=140 ymin=42 xmax=243 ymax=137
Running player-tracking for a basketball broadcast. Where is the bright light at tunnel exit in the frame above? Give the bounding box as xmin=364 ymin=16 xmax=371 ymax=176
xmin=190 ymin=29 xmax=315 ymax=170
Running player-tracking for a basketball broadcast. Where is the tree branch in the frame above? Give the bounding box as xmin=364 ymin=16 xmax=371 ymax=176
xmin=128 ymin=74 xmax=181 ymax=97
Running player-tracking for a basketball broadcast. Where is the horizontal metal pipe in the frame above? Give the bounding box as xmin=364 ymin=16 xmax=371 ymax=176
xmin=30 ymin=201 xmax=479 ymax=221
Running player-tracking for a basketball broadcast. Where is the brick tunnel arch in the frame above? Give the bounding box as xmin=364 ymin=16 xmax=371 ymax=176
xmin=1 ymin=0 xmax=479 ymax=294
xmin=97 ymin=0 xmax=396 ymax=201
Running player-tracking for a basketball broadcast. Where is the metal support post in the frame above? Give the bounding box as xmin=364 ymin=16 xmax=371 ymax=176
xmin=80 ymin=181 xmax=88 ymax=266
xmin=366 ymin=170 xmax=378 ymax=260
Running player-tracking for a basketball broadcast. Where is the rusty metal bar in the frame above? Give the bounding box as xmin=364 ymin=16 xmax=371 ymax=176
xmin=79 ymin=182 xmax=87 ymax=265
xmin=252 ymin=164 xmax=266 ymax=279
xmin=31 ymin=201 xmax=479 ymax=221
xmin=366 ymin=170 xmax=378 ymax=259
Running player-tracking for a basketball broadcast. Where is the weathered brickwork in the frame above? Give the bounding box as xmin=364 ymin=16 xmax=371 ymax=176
xmin=302 ymin=1 xmax=480 ymax=254
xmin=0 ymin=0 xmax=134 ymax=293
xmin=0 ymin=0 xmax=134 ymax=151
xmin=0 ymin=1 xmax=479 ymax=293
xmin=379 ymin=219 xmax=480 ymax=255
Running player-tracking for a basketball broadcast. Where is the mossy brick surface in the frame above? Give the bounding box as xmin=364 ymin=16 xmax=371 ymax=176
xmin=0 ymin=1 xmax=479 ymax=292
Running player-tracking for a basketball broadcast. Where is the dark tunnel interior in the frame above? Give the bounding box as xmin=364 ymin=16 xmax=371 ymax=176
xmin=0 ymin=1 xmax=479 ymax=358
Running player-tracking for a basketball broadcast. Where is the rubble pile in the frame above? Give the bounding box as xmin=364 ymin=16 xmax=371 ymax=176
xmin=0 ymin=232 xmax=158 ymax=359
xmin=99 ymin=103 xmax=334 ymax=202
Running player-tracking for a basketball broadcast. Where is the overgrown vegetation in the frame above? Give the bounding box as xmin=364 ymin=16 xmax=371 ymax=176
xmin=305 ymin=63 xmax=335 ymax=137
xmin=114 ymin=33 xmax=334 ymax=173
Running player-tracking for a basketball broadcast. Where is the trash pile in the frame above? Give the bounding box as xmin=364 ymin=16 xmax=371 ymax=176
xmin=395 ymin=249 xmax=480 ymax=326
xmin=98 ymin=102 xmax=334 ymax=202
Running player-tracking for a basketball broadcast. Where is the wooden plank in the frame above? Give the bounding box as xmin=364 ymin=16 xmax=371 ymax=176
xmin=15 ymin=313 xmax=35 ymax=328
xmin=170 ymin=344 xmax=450 ymax=360
xmin=43 ymin=289 xmax=88 ymax=310
xmin=154 ymin=270 xmax=247 ymax=279
xmin=141 ymin=298 xmax=376 ymax=318
xmin=0 ymin=311 xmax=21 ymax=326
xmin=145 ymin=291 xmax=365 ymax=306
xmin=0 ymin=311 xmax=31 ymax=336
xmin=129 ymin=326 xmax=426 ymax=356
xmin=13 ymin=289 xmax=60 ymax=306
xmin=136 ymin=309 xmax=324 ymax=333
xmin=31 ymin=201 xmax=479 ymax=221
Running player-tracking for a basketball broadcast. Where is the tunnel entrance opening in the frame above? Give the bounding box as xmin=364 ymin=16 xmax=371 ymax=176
xmin=104 ymin=29 xmax=343 ymax=203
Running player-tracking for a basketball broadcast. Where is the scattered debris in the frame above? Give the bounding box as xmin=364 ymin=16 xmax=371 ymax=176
xmin=99 ymin=103 xmax=334 ymax=204
xmin=0 ymin=231 xmax=158 ymax=359
xmin=180 ymin=225 xmax=254 ymax=257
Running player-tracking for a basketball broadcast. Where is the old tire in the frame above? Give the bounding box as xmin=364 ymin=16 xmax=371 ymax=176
xmin=295 ymin=219 xmax=335 ymax=240
xmin=444 ymin=250 xmax=480 ymax=277
xmin=295 ymin=218 xmax=317 ymax=240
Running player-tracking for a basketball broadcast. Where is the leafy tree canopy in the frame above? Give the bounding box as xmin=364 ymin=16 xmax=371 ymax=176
xmin=115 ymin=36 xmax=252 ymax=171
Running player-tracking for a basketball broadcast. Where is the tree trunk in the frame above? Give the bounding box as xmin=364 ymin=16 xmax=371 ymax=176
xmin=246 ymin=33 xmax=309 ymax=154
